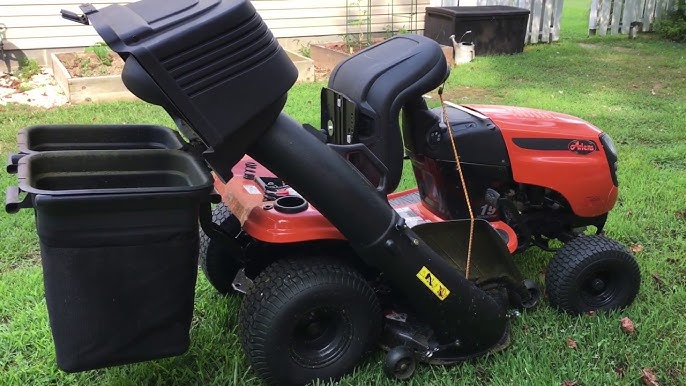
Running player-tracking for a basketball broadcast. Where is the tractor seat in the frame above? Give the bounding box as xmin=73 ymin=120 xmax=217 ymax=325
xmin=326 ymin=34 xmax=449 ymax=194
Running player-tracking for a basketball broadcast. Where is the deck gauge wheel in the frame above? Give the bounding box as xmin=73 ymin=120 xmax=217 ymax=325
xmin=383 ymin=346 xmax=417 ymax=380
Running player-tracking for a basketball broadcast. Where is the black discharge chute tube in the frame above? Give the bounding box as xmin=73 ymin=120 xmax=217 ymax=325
xmin=248 ymin=113 xmax=508 ymax=354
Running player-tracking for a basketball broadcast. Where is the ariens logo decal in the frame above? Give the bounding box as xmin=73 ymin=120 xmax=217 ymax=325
xmin=513 ymin=138 xmax=600 ymax=153
xmin=568 ymin=140 xmax=597 ymax=154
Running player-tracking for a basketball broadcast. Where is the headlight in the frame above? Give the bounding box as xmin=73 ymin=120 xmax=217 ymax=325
xmin=600 ymin=133 xmax=618 ymax=187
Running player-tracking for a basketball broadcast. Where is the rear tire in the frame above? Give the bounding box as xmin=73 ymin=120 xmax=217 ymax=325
xmin=239 ymin=257 xmax=381 ymax=385
xmin=199 ymin=203 xmax=243 ymax=294
xmin=546 ymin=235 xmax=640 ymax=315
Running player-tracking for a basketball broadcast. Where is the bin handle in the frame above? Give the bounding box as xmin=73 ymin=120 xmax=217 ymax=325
xmin=5 ymin=186 xmax=31 ymax=214
xmin=6 ymin=153 xmax=23 ymax=174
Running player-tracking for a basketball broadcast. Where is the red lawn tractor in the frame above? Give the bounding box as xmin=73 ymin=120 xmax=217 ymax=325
xmin=18 ymin=1 xmax=640 ymax=385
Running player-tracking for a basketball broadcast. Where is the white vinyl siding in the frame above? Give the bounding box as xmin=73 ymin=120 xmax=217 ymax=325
xmin=0 ymin=0 xmax=430 ymax=51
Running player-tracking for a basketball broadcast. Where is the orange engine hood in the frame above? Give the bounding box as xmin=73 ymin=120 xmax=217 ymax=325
xmin=462 ymin=104 xmax=617 ymax=218
xmin=464 ymin=104 xmax=603 ymax=138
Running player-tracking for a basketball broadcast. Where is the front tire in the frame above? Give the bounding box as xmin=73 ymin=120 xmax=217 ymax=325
xmin=546 ymin=235 xmax=641 ymax=315
xmin=239 ymin=257 xmax=381 ymax=385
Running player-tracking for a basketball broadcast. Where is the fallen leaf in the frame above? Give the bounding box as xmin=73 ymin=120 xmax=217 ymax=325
xmin=614 ymin=365 xmax=625 ymax=378
xmin=675 ymin=209 xmax=686 ymax=220
xmin=561 ymin=381 xmax=579 ymax=386
xmin=621 ymin=317 xmax=636 ymax=334
xmin=630 ymin=244 xmax=644 ymax=253
xmin=586 ymin=310 xmax=596 ymax=317
xmin=641 ymin=368 xmax=659 ymax=386
xmin=566 ymin=338 xmax=577 ymax=349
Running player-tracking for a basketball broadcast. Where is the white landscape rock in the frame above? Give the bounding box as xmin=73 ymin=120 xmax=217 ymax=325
xmin=0 ymin=68 xmax=68 ymax=109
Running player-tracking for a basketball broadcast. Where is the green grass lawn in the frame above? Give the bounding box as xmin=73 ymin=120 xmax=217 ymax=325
xmin=1 ymin=0 xmax=685 ymax=384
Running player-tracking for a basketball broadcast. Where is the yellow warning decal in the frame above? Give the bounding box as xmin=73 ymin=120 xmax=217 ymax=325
xmin=416 ymin=266 xmax=451 ymax=301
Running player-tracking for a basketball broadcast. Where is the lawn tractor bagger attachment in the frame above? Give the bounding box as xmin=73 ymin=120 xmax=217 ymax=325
xmin=80 ymin=0 xmax=529 ymax=380
xmin=2 ymin=0 xmax=639 ymax=384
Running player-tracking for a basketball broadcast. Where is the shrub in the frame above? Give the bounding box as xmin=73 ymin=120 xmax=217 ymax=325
xmin=85 ymin=42 xmax=113 ymax=66
xmin=654 ymin=0 xmax=686 ymax=42
xmin=17 ymin=58 xmax=41 ymax=81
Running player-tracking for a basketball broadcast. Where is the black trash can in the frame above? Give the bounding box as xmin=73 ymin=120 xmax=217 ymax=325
xmin=7 ymin=124 xmax=185 ymax=174
xmin=424 ymin=6 xmax=530 ymax=55
xmin=7 ymin=149 xmax=212 ymax=372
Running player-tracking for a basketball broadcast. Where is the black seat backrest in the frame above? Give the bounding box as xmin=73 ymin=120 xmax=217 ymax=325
xmin=326 ymin=34 xmax=449 ymax=194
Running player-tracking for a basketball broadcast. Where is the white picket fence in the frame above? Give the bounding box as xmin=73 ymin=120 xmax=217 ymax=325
xmin=589 ymin=0 xmax=678 ymax=35
xmin=433 ymin=0 xmax=563 ymax=43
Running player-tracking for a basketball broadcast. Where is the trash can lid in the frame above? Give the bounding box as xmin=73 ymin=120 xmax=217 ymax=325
xmin=426 ymin=6 xmax=530 ymax=18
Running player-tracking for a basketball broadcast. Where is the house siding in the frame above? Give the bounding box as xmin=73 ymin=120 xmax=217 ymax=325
xmin=0 ymin=0 xmax=430 ymax=51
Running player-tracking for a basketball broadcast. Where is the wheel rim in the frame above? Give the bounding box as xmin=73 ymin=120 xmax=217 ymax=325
xmin=394 ymin=357 xmax=415 ymax=379
xmin=577 ymin=260 xmax=623 ymax=309
xmin=290 ymin=306 xmax=352 ymax=369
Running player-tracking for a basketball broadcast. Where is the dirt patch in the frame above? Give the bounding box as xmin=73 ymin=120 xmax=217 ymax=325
xmin=578 ymin=43 xmax=599 ymax=50
xmin=428 ymin=86 xmax=504 ymax=104
xmin=55 ymin=52 xmax=124 ymax=78
xmin=314 ymin=66 xmax=331 ymax=82
xmin=578 ymin=43 xmax=633 ymax=53
xmin=320 ymin=38 xmax=385 ymax=55
xmin=650 ymin=82 xmax=665 ymax=96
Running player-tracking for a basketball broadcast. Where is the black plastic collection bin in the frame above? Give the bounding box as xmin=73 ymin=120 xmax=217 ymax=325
xmin=7 ymin=124 xmax=185 ymax=174
xmin=18 ymin=124 xmax=184 ymax=153
xmin=7 ymin=149 xmax=212 ymax=372
xmin=424 ymin=6 xmax=530 ymax=55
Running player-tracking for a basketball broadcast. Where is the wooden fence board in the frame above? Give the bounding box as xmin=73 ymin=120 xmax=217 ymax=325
xmin=597 ymin=0 xmax=613 ymax=35
xmin=610 ymin=0 xmax=624 ymax=35
xmin=530 ymin=0 xmax=543 ymax=43
xmin=643 ymin=0 xmax=657 ymax=31
xmin=540 ymin=0 xmax=553 ymax=42
xmin=551 ymin=0 xmax=564 ymax=39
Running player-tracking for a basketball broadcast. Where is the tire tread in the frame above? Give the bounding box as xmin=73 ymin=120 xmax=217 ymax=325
xmin=239 ymin=257 xmax=381 ymax=385
xmin=545 ymin=235 xmax=640 ymax=314
xmin=199 ymin=203 xmax=242 ymax=294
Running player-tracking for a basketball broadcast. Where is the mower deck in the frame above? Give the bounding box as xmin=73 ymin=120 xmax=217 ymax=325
xmin=214 ymin=156 xmax=518 ymax=253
